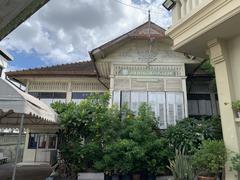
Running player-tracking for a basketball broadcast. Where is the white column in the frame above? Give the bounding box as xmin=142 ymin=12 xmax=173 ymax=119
xmin=66 ymin=82 xmax=72 ymax=103
xmin=172 ymin=0 xmax=182 ymax=24
xmin=186 ymin=0 xmax=192 ymax=15
xmin=208 ymin=38 xmax=240 ymax=180
xmin=182 ymin=77 xmax=188 ymax=117
xmin=180 ymin=0 xmax=187 ymax=17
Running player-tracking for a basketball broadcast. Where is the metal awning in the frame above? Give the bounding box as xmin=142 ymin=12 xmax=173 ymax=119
xmin=0 ymin=78 xmax=58 ymax=128
xmin=0 ymin=78 xmax=58 ymax=180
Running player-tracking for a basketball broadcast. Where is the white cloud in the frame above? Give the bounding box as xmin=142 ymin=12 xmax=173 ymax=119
xmin=0 ymin=0 xmax=171 ymax=66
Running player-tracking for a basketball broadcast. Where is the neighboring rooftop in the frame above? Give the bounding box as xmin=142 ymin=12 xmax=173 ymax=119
xmin=90 ymin=21 xmax=169 ymax=59
xmin=6 ymin=61 xmax=97 ymax=84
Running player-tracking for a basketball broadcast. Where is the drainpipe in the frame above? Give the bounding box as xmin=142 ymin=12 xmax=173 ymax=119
xmin=89 ymin=51 xmax=109 ymax=89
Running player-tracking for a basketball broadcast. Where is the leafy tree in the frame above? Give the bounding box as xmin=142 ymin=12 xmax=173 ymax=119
xmin=163 ymin=117 xmax=223 ymax=155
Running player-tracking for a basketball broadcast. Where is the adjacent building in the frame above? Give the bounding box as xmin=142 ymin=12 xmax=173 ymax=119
xmin=6 ymin=21 xmax=218 ymax=163
xmin=166 ymin=0 xmax=240 ymax=179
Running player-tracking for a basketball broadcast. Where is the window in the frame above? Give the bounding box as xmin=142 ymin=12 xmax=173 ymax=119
xmin=29 ymin=92 xmax=66 ymax=105
xmin=28 ymin=133 xmax=37 ymax=149
xmin=113 ymin=91 xmax=185 ymax=129
xmin=188 ymin=94 xmax=212 ymax=116
xmin=48 ymin=135 xmax=57 ymax=149
xmin=72 ymin=92 xmax=91 ymax=103
xmin=38 ymin=135 xmax=47 ymax=149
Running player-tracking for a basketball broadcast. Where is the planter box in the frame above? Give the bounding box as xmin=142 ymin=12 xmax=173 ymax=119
xmin=156 ymin=176 xmax=174 ymax=180
xmin=78 ymin=172 xmax=104 ymax=180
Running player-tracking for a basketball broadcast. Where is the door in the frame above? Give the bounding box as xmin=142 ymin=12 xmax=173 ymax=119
xmin=35 ymin=134 xmax=58 ymax=163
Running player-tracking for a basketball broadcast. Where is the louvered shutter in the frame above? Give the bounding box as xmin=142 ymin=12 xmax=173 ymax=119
xmin=167 ymin=104 xmax=175 ymax=126
xmin=159 ymin=104 xmax=166 ymax=129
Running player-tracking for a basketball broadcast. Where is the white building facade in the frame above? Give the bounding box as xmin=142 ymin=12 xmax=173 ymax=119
xmin=6 ymin=21 xmax=218 ymax=163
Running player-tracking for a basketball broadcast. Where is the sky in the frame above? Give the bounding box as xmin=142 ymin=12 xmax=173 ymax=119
xmin=0 ymin=0 xmax=171 ymax=71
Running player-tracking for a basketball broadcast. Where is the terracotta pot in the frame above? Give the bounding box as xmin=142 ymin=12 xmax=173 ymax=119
xmin=132 ymin=174 xmax=141 ymax=180
xmin=198 ymin=176 xmax=216 ymax=180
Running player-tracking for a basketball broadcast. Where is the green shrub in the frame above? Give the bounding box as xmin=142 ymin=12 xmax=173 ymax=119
xmin=163 ymin=117 xmax=222 ymax=154
xmin=230 ymin=153 xmax=240 ymax=173
xmin=192 ymin=140 xmax=226 ymax=176
xmin=168 ymin=148 xmax=195 ymax=180
xmin=232 ymin=100 xmax=240 ymax=111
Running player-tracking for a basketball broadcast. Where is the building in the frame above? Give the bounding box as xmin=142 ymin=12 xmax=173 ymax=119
xmin=0 ymin=48 xmax=13 ymax=78
xmin=165 ymin=0 xmax=240 ymax=179
xmin=6 ymin=21 xmax=218 ymax=163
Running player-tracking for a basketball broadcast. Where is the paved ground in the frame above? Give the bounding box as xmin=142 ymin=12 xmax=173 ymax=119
xmin=0 ymin=163 xmax=52 ymax=180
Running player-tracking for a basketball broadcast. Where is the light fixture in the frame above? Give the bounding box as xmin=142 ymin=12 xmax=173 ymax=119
xmin=162 ymin=0 xmax=176 ymax=11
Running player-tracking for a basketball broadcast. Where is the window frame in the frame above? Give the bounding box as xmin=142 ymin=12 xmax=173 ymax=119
xmin=112 ymin=90 xmax=185 ymax=129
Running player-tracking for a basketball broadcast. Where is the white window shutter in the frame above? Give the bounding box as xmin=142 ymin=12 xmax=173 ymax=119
xmin=167 ymin=104 xmax=175 ymax=126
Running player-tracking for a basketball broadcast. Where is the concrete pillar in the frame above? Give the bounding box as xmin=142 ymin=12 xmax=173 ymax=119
xmin=66 ymin=82 xmax=72 ymax=103
xmin=208 ymin=38 xmax=240 ymax=180
xmin=172 ymin=0 xmax=182 ymax=24
xmin=182 ymin=77 xmax=188 ymax=117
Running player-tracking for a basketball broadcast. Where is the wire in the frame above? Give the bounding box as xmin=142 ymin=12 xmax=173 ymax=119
xmin=112 ymin=0 xmax=164 ymax=15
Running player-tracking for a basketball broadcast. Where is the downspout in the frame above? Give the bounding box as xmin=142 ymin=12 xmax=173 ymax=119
xmin=89 ymin=51 xmax=109 ymax=89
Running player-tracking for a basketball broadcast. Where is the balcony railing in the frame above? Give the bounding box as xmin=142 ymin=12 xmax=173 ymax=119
xmin=172 ymin=0 xmax=212 ymax=24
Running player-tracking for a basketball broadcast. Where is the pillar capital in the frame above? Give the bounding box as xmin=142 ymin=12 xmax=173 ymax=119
xmin=208 ymin=38 xmax=226 ymax=65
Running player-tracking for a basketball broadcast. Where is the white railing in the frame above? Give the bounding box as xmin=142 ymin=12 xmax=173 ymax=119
xmin=173 ymin=0 xmax=209 ymax=24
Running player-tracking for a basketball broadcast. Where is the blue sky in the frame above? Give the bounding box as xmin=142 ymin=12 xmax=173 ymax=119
xmin=0 ymin=0 xmax=171 ymax=71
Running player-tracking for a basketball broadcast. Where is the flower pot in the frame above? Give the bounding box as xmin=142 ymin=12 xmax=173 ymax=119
xmin=198 ymin=176 xmax=216 ymax=180
xmin=112 ymin=175 xmax=120 ymax=180
xmin=132 ymin=174 xmax=141 ymax=180
xmin=121 ymin=174 xmax=131 ymax=180
xmin=147 ymin=175 xmax=156 ymax=180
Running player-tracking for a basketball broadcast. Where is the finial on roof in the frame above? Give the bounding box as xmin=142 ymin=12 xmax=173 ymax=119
xmin=148 ymin=10 xmax=151 ymax=22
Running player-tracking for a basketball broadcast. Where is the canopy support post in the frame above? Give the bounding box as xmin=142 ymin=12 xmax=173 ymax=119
xmin=12 ymin=113 xmax=24 ymax=180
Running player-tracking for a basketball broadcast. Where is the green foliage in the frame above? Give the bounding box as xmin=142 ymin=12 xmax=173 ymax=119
xmin=230 ymin=153 xmax=240 ymax=172
xmin=168 ymin=149 xmax=195 ymax=180
xmin=192 ymin=140 xmax=226 ymax=176
xmin=163 ymin=117 xmax=223 ymax=154
xmin=232 ymin=100 xmax=240 ymax=111
xmin=200 ymin=60 xmax=215 ymax=74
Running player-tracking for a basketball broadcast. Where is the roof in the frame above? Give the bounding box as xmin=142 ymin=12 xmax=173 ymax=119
xmin=0 ymin=48 xmax=13 ymax=61
xmin=6 ymin=61 xmax=97 ymax=81
xmin=90 ymin=21 xmax=168 ymax=59
xmin=0 ymin=0 xmax=49 ymax=41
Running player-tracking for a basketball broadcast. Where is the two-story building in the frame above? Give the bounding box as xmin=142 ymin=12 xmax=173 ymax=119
xmin=165 ymin=0 xmax=240 ymax=178
xmin=6 ymin=20 xmax=218 ymax=163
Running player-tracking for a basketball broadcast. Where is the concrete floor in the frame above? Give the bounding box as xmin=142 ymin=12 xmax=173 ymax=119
xmin=0 ymin=163 xmax=52 ymax=180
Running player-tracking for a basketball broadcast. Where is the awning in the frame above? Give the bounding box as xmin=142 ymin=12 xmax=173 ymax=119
xmin=0 ymin=78 xmax=58 ymax=180
xmin=0 ymin=78 xmax=58 ymax=128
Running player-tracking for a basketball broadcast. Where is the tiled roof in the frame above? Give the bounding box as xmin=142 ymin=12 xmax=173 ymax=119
xmin=6 ymin=61 xmax=97 ymax=78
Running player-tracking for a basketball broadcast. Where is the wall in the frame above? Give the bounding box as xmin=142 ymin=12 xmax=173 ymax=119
xmin=227 ymin=35 xmax=240 ymax=100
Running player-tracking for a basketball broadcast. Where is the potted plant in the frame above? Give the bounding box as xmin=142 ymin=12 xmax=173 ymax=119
xmin=232 ymin=100 xmax=240 ymax=118
xmin=192 ymin=140 xmax=226 ymax=180
xmin=167 ymin=148 xmax=195 ymax=180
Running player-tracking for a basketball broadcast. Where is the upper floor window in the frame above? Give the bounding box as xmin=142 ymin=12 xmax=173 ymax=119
xmin=113 ymin=91 xmax=185 ymax=129
xmin=29 ymin=92 xmax=66 ymax=105
xmin=71 ymin=92 xmax=91 ymax=103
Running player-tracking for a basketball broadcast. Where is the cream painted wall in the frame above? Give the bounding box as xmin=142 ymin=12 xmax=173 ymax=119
xmin=227 ymin=35 xmax=240 ymax=100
